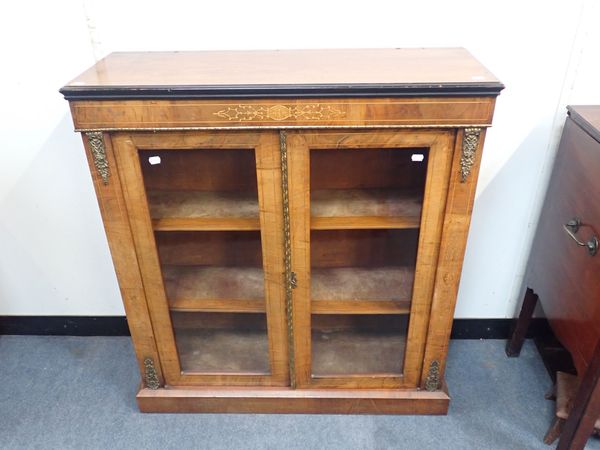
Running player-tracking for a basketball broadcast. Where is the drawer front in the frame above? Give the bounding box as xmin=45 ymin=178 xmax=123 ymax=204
xmin=528 ymin=117 xmax=600 ymax=374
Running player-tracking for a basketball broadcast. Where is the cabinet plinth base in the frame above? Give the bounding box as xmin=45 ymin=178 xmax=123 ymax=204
xmin=136 ymin=383 xmax=450 ymax=414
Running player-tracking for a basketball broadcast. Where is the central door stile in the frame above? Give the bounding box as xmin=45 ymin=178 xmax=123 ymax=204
xmin=280 ymin=130 xmax=297 ymax=388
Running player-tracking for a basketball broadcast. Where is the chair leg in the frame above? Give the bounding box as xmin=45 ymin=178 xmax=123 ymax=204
xmin=506 ymin=287 xmax=538 ymax=357
xmin=546 ymin=383 xmax=557 ymax=401
xmin=557 ymin=338 xmax=600 ymax=450
xmin=544 ymin=417 xmax=565 ymax=445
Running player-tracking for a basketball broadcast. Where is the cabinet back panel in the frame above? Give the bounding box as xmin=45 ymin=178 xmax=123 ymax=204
xmin=140 ymin=149 xmax=258 ymax=192
xmin=171 ymin=312 xmax=267 ymax=330
xmin=156 ymin=231 xmax=262 ymax=266
xmin=312 ymin=314 xmax=407 ymax=332
xmin=311 ymin=229 xmax=419 ymax=268
xmin=310 ymin=148 xmax=428 ymax=190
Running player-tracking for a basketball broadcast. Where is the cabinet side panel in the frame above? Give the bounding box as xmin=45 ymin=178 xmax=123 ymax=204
xmin=81 ymin=132 xmax=163 ymax=385
xmin=421 ymin=128 xmax=487 ymax=387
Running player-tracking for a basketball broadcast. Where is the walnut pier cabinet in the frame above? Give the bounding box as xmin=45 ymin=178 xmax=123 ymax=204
xmin=61 ymin=49 xmax=502 ymax=414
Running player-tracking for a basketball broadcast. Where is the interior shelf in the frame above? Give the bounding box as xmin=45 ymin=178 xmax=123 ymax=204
xmin=311 ymin=267 xmax=413 ymax=314
xmin=148 ymin=188 xmax=422 ymax=231
xmin=172 ymin=312 xmax=270 ymax=374
xmin=163 ymin=265 xmax=265 ymax=312
xmin=311 ymin=189 xmax=422 ymax=230
xmin=312 ymin=330 xmax=406 ymax=375
xmin=175 ymin=328 xmax=269 ymax=373
xmin=312 ymin=300 xmax=410 ymax=315
xmin=148 ymin=191 xmax=260 ymax=231
xmin=311 ymin=314 xmax=408 ymax=376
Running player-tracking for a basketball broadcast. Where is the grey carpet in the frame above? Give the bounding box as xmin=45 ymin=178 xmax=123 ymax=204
xmin=0 ymin=336 xmax=598 ymax=450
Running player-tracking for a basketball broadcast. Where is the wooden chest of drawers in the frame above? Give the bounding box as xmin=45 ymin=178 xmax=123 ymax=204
xmin=507 ymin=106 xmax=600 ymax=448
xmin=528 ymin=106 xmax=600 ymax=376
xmin=61 ymin=48 xmax=502 ymax=414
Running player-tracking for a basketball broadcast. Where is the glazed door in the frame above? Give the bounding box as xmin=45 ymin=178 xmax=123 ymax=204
xmin=287 ymin=130 xmax=455 ymax=388
xmin=112 ymin=131 xmax=289 ymax=387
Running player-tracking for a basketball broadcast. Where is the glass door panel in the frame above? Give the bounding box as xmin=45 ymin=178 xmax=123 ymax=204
xmin=312 ymin=314 xmax=409 ymax=375
xmin=311 ymin=229 xmax=419 ymax=314
xmin=309 ymin=147 xmax=428 ymax=378
xmin=171 ymin=312 xmax=269 ymax=373
xmin=141 ymin=148 xmax=260 ymax=231
xmin=138 ymin=147 xmax=270 ymax=376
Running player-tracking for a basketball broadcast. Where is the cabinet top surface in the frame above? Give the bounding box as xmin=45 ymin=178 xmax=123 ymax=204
xmin=568 ymin=105 xmax=600 ymax=143
xmin=60 ymin=48 xmax=503 ymax=100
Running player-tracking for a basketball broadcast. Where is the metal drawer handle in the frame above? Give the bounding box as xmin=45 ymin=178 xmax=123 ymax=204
xmin=563 ymin=218 xmax=598 ymax=256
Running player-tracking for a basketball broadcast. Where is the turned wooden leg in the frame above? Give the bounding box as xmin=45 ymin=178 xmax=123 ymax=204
xmin=506 ymin=287 xmax=539 ymax=357
xmin=557 ymin=338 xmax=600 ymax=450
xmin=544 ymin=417 xmax=565 ymax=445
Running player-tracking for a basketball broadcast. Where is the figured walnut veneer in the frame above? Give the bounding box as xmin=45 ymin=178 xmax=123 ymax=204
xmin=63 ymin=49 xmax=501 ymax=414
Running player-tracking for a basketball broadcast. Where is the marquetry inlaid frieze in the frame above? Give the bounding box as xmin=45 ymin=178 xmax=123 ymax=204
xmin=214 ymin=104 xmax=345 ymax=121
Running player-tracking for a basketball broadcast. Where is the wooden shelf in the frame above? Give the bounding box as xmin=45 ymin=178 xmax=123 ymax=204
xmin=174 ymin=327 xmax=270 ymax=374
xmin=148 ymin=191 xmax=260 ymax=231
xmin=312 ymin=330 xmax=406 ymax=375
xmin=311 ymin=189 xmax=422 ymax=230
xmin=171 ymin=312 xmax=270 ymax=374
xmin=312 ymin=300 xmax=410 ymax=315
xmin=311 ymin=267 xmax=414 ymax=314
xmin=164 ymin=265 xmax=413 ymax=314
xmin=163 ymin=266 xmax=265 ymax=312
xmin=148 ymin=189 xmax=422 ymax=231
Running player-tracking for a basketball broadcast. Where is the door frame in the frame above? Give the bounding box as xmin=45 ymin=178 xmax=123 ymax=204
xmin=286 ymin=129 xmax=456 ymax=389
xmin=112 ymin=130 xmax=289 ymax=387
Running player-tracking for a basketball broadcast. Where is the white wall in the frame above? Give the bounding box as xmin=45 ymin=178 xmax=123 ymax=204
xmin=0 ymin=0 xmax=599 ymax=316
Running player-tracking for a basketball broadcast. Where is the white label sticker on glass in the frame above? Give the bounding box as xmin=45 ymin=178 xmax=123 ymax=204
xmin=411 ymin=154 xmax=424 ymax=162
xmin=148 ymin=156 xmax=161 ymax=165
